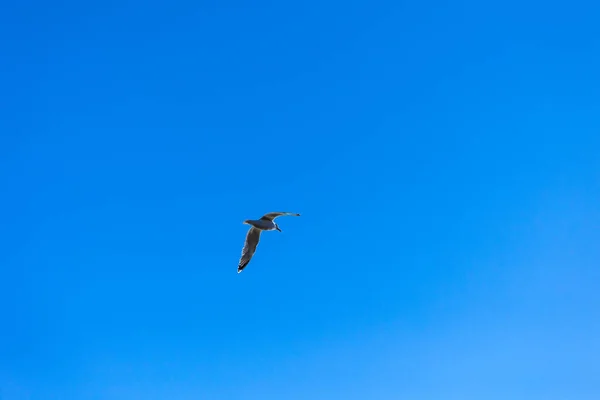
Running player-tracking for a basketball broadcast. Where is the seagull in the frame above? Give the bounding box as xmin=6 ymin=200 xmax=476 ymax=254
xmin=237 ymin=212 xmax=301 ymax=273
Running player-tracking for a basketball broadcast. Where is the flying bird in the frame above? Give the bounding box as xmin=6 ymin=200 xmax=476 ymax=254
xmin=237 ymin=212 xmax=300 ymax=273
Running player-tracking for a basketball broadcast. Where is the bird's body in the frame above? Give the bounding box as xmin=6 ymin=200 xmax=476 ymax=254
xmin=243 ymin=219 xmax=278 ymax=231
xmin=237 ymin=212 xmax=300 ymax=273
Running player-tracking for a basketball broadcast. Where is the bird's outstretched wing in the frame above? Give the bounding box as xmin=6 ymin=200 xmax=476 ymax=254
xmin=238 ymin=227 xmax=261 ymax=273
xmin=260 ymin=211 xmax=301 ymax=221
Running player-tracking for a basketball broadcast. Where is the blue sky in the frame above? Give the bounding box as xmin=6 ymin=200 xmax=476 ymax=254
xmin=1 ymin=0 xmax=599 ymax=399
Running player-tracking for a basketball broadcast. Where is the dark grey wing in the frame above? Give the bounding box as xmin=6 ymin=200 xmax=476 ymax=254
xmin=260 ymin=211 xmax=301 ymax=221
xmin=238 ymin=227 xmax=261 ymax=273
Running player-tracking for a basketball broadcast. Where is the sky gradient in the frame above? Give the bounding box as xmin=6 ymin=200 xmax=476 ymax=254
xmin=1 ymin=0 xmax=600 ymax=399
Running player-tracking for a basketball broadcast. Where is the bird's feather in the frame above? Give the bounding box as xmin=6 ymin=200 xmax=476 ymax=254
xmin=260 ymin=211 xmax=301 ymax=221
xmin=238 ymin=227 xmax=261 ymax=273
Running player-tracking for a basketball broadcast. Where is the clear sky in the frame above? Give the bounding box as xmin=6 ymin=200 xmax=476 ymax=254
xmin=1 ymin=1 xmax=599 ymax=399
